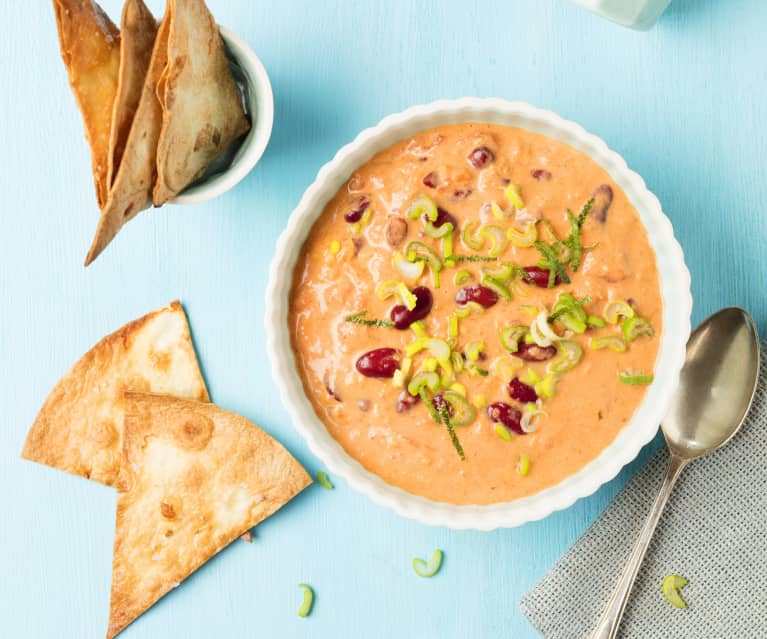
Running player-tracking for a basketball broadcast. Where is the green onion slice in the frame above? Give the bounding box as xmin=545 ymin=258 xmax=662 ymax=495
xmin=316 ymin=471 xmax=334 ymax=490
xmin=441 ymin=390 xmax=477 ymax=427
xmin=621 ymin=316 xmax=655 ymax=342
xmin=297 ymin=584 xmax=314 ymax=617
xmin=500 ymin=325 xmax=529 ymax=353
xmin=481 ymin=273 xmax=511 ymax=300
xmin=394 ymin=251 xmax=425 ymax=280
xmin=424 ymin=221 xmax=454 ymax=239
xmin=587 ymin=315 xmax=606 ymax=328
xmin=465 ymin=340 xmax=485 ymax=361
xmin=507 ymin=222 xmax=538 ymax=248
xmin=534 ymin=373 xmax=559 ymax=399
xmin=590 ymin=335 xmax=627 ymax=352
xmin=461 ymin=220 xmax=484 ymax=251
xmin=454 ymin=269 xmax=472 ymax=286
xmin=619 ymin=370 xmax=654 ymax=385
xmin=604 ymin=300 xmax=635 ymax=325
xmin=517 ymin=454 xmax=531 ymax=476
xmin=547 ymin=339 xmax=583 ymax=374
xmin=661 ymin=575 xmax=688 ymax=609
xmin=494 ymin=423 xmax=513 ymax=441
xmin=407 ymin=195 xmax=438 ymax=221
xmin=491 ymin=201 xmax=511 ymax=220
xmin=482 ymin=262 xmax=515 ymax=281
xmin=376 ymin=279 xmax=417 ymax=310
xmin=481 ymin=224 xmax=509 ymax=257
xmin=504 ymin=182 xmax=525 ymax=209
xmin=408 ymin=371 xmax=441 ymax=396
xmin=405 ymin=241 xmax=443 ymax=286
xmin=413 ymin=549 xmax=443 ymax=578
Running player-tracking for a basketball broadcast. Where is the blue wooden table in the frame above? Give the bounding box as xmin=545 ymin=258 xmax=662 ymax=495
xmin=2 ymin=1 xmax=765 ymax=637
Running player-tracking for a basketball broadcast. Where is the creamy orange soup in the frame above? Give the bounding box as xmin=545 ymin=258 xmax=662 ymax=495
xmin=290 ymin=123 xmax=661 ymax=505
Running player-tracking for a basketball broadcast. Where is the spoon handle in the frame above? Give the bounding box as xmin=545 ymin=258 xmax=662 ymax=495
xmin=588 ymin=454 xmax=687 ymax=639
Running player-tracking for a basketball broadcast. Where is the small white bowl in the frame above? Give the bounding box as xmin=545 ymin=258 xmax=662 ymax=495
xmin=266 ymin=98 xmax=692 ymax=530
xmin=171 ymin=26 xmax=274 ymax=205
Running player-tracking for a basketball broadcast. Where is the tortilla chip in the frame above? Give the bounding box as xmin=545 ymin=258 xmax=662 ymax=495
xmin=21 ymin=302 xmax=209 ymax=486
xmin=107 ymin=393 xmax=311 ymax=638
xmin=106 ymin=0 xmax=158 ymax=188
xmin=53 ymin=0 xmax=120 ymax=207
xmin=152 ymin=0 xmax=250 ymax=206
xmin=84 ymin=8 xmax=170 ymax=266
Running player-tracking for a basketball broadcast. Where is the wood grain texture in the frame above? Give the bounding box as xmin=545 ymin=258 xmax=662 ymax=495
xmin=1 ymin=0 xmax=765 ymax=637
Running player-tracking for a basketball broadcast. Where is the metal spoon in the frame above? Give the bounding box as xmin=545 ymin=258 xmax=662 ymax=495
xmin=589 ymin=307 xmax=760 ymax=639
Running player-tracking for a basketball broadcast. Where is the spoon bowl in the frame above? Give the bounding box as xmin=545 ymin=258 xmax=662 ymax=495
xmin=663 ymin=307 xmax=760 ymax=459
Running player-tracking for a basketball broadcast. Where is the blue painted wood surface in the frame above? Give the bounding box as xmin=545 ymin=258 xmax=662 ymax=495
xmin=2 ymin=1 xmax=765 ymax=637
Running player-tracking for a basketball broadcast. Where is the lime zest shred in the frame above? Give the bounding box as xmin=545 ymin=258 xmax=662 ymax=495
xmin=316 ymin=471 xmax=334 ymax=490
xmin=517 ymin=454 xmax=531 ymax=476
xmin=413 ymin=549 xmax=443 ymax=578
xmin=438 ymin=399 xmax=466 ymax=460
xmin=451 ymin=254 xmax=498 ymax=263
xmin=297 ymin=584 xmax=314 ymax=617
xmin=661 ymin=575 xmax=688 ymax=609
xmin=344 ymin=310 xmax=394 ymax=328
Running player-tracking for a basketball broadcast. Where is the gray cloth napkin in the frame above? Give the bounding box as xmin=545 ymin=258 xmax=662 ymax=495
xmin=519 ymin=341 xmax=767 ymax=638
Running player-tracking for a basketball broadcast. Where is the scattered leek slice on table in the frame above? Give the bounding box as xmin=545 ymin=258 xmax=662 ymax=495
xmin=661 ymin=575 xmax=688 ymax=609
xmin=316 ymin=471 xmax=334 ymax=490
xmin=413 ymin=549 xmax=443 ymax=578
xmin=297 ymin=584 xmax=314 ymax=617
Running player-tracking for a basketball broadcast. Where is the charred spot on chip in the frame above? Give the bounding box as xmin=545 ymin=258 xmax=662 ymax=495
xmin=160 ymin=497 xmax=180 ymax=520
xmin=90 ymin=419 xmax=118 ymax=445
xmin=175 ymin=413 xmax=214 ymax=450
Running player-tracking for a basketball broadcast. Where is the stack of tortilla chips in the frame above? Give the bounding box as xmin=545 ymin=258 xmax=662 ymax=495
xmin=22 ymin=302 xmax=311 ymax=638
xmin=53 ymin=0 xmax=250 ymax=265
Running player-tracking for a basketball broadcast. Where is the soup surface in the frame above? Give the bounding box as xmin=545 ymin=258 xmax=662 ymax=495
xmin=289 ymin=123 xmax=661 ymax=505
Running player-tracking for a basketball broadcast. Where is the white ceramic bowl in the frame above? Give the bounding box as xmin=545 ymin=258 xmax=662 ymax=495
xmin=171 ymin=26 xmax=274 ymax=205
xmin=266 ymin=98 xmax=692 ymax=530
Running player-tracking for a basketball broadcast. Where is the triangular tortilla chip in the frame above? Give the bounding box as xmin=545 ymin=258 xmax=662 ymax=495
xmin=84 ymin=7 xmax=170 ymax=266
xmin=107 ymin=393 xmax=310 ymax=638
xmin=106 ymin=0 xmax=158 ymax=188
xmin=152 ymin=0 xmax=250 ymax=206
xmin=53 ymin=0 xmax=121 ymax=207
xmin=21 ymin=302 xmax=209 ymax=486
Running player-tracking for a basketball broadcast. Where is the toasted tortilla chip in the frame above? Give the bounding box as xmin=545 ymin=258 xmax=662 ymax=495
xmin=21 ymin=302 xmax=209 ymax=486
xmin=84 ymin=8 xmax=170 ymax=266
xmin=107 ymin=393 xmax=311 ymax=638
xmin=53 ymin=0 xmax=120 ymax=207
xmin=152 ymin=0 xmax=250 ymax=206
xmin=106 ymin=0 xmax=157 ymax=187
